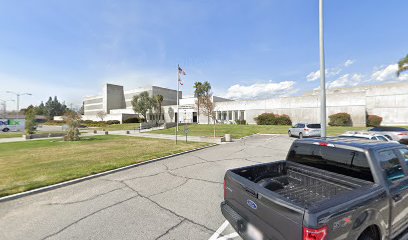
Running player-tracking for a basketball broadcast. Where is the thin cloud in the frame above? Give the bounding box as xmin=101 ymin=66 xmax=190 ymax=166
xmin=344 ymin=59 xmax=355 ymax=67
xmin=226 ymin=81 xmax=298 ymax=100
xmin=327 ymin=74 xmax=364 ymax=89
xmin=371 ymin=64 xmax=408 ymax=82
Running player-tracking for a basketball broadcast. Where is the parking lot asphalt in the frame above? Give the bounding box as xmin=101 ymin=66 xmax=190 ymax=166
xmin=0 ymin=134 xmax=294 ymax=240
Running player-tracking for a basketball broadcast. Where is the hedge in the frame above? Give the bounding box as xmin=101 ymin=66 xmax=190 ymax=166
xmin=328 ymin=112 xmax=352 ymax=126
xmin=235 ymin=119 xmax=247 ymax=125
xmin=367 ymin=115 xmax=382 ymax=127
xmin=254 ymin=113 xmax=292 ymax=125
xmin=123 ymin=117 xmax=141 ymax=123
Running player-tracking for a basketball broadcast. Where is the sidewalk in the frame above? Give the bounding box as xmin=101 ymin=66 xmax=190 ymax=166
xmin=83 ymin=130 xmax=225 ymax=144
xmin=0 ymin=130 xmax=224 ymax=144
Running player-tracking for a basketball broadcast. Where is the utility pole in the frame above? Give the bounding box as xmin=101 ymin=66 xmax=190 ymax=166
xmin=319 ymin=0 xmax=327 ymax=138
xmin=6 ymin=91 xmax=32 ymax=112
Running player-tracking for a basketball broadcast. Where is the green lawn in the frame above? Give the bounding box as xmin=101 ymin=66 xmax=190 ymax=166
xmin=150 ymin=124 xmax=371 ymax=139
xmin=0 ymin=132 xmax=23 ymax=139
xmin=0 ymin=135 xmax=209 ymax=197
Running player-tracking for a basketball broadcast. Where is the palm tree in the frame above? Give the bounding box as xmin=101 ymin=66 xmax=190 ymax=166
xmin=202 ymin=81 xmax=212 ymax=97
xmin=397 ymin=54 xmax=408 ymax=76
xmin=155 ymin=95 xmax=164 ymax=124
xmin=193 ymin=82 xmax=204 ymax=123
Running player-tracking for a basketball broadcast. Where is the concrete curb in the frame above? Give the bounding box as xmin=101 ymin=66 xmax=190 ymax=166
xmin=0 ymin=144 xmax=217 ymax=203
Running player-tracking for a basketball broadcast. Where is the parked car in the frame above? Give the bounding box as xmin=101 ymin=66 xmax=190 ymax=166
xmin=339 ymin=131 xmax=400 ymax=143
xmin=221 ymin=138 xmax=408 ymax=240
xmin=288 ymin=123 xmax=321 ymax=138
xmin=368 ymin=126 xmax=408 ymax=144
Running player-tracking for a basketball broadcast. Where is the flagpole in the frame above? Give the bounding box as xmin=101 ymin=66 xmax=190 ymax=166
xmin=177 ymin=65 xmax=180 ymax=133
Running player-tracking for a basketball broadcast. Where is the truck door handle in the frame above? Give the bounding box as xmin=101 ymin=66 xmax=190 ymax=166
xmin=392 ymin=194 xmax=402 ymax=202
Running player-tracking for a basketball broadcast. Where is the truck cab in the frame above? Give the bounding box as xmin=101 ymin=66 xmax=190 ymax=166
xmin=221 ymin=138 xmax=408 ymax=240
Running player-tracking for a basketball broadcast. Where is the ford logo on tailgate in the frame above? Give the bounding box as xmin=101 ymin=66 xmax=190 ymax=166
xmin=247 ymin=200 xmax=257 ymax=209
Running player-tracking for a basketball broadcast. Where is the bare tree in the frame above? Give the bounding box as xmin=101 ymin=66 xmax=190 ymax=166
xmin=96 ymin=111 xmax=107 ymax=121
xmin=199 ymin=95 xmax=216 ymax=124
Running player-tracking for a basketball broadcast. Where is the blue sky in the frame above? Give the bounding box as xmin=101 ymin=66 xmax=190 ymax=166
xmin=0 ymin=0 xmax=407 ymax=110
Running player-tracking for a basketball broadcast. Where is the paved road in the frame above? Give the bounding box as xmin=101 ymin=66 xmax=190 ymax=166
xmin=0 ymin=135 xmax=294 ymax=240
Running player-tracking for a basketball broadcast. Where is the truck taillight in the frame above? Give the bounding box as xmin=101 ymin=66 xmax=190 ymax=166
xmin=398 ymin=133 xmax=408 ymax=136
xmin=303 ymin=226 xmax=327 ymax=240
xmin=224 ymin=179 xmax=227 ymax=199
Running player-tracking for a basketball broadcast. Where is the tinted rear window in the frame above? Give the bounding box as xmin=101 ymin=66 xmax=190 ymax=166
xmin=287 ymin=143 xmax=373 ymax=182
xmin=307 ymin=124 xmax=321 ymax=129
xmin=370 ymin=127 xmax=408 ymax=132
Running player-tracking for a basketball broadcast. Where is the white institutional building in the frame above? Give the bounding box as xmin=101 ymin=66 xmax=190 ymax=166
xmin=82 ymin=82 xmax=408 ymax=127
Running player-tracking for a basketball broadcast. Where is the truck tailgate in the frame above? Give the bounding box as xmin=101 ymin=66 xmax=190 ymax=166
xmin=224 ymin=171 xmax=305 ymax=240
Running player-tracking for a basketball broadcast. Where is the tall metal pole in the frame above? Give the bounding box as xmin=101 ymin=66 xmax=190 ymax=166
xmin=176 ymin=65 xmax=179 ymax=144
xmin=319 ymin=0 xmax=327 ymax=138
xmin=16 ymin=94 xmax=20 ymax=112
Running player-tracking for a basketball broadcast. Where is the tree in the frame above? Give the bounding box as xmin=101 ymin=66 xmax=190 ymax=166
xmin=96 ymin=111 xmax=107 ymax=121
xmin=154 ymin=95 xmax=164 ymax=124
xmin=199 ymin=95 xmax=215 ymax=124
xmin=397 ymin=54 xmax=408 ymax=76
xmin=131 ymin=91 xmax=154 ymax=121
xmin=44 ymin=96 xmax=67 ymax=120
xmin=168 ymin=107 xmax=174 ymax=122
xmin=193 ymin=82 xmax=204 ymax=123
xmin=196 ymin=81 xmax=213 ymax=124
xmin=25 ymin=108 xmax=37 ymax=135
xmin=202 ymin=81 xmax=212 ymax=97
xmin=63 ymin=111 xmax=81 ymax=141
xmin=36 ymin=102 xmax=46 ymax=115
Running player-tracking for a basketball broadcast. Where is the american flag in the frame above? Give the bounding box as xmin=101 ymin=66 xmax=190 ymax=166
xmin=178 ymin=65 xmax=186 ymax=85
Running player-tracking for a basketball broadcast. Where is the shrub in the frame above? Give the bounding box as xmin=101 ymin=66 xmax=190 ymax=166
xmin=275 ymin=114 xmax=292 ymax=125
xmin=367 ymin=115 xmax=382 ymax=127
xmin=25 ymin=109 xmax=37 ymax=135
xmin=106 ymin=120 xmax=120 ymax=125
xmin=254 ymin=113 xmax=292 ymax=125
xmin=235 ymin=119 xmax=247 ymax=125
xmin=328 ymin=112 xmax=352 ymax=126
xmin=123 ymin=117 xmax=141 ymax=123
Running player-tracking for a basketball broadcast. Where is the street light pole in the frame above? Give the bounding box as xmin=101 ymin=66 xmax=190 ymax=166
xmin=6 ymin=91 xmax=32 ymax=111
xmin=319 ymin=0 xmax=327 ymax=138
xmin=0 ymin=99 xmax=14 ymax=117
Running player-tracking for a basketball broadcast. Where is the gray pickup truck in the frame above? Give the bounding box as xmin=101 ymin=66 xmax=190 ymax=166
xmin=221 ymin=138 xmax=408 ymax=240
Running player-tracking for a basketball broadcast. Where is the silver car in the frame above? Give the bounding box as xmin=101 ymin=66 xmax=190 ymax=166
xmin=368 ymin=126 xmax=408 ymax=144
xmin=288 ymin=123 xmax=321 ymax=138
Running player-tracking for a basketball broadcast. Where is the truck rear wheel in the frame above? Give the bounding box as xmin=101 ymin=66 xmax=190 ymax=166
xmin=358 ymin=226 xmax=380 ymax=240
xmin=2 ymin=128 xmax=9 ymax=132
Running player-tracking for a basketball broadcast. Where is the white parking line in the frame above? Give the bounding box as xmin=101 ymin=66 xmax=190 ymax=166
xmin=209 ymin=220 xmax=239 ymax=240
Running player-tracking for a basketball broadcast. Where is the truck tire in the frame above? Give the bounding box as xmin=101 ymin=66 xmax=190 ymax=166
xmin=288 ymin=131 xmax=292 ymax=137
xmin=358 ymin=226 xmax=380 ymax=240
xmin=2 ymin=128 xmax=9 ymax=132
xmin=299 ymin=133 xmax=303 ymax=139
xmin=358 ymin=234 xmax=375 ymax=240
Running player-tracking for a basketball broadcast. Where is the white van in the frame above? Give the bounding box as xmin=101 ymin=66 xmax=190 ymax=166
xmin=0 ymin=119 xmax=25 ymax=132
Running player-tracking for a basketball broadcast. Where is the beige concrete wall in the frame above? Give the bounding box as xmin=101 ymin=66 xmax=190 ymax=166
xmin=365 ymin=82 xmax=408 ymax=126
xmin=215 ymin=92 xmax=367 ymax=126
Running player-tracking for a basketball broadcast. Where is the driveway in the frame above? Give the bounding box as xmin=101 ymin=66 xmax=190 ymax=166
xmin=0 ymin=134 xmax=294 ymax=240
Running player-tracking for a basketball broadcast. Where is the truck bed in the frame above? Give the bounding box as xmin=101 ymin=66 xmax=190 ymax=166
xmin=232 ymin=161 xmax=371 ymax=208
